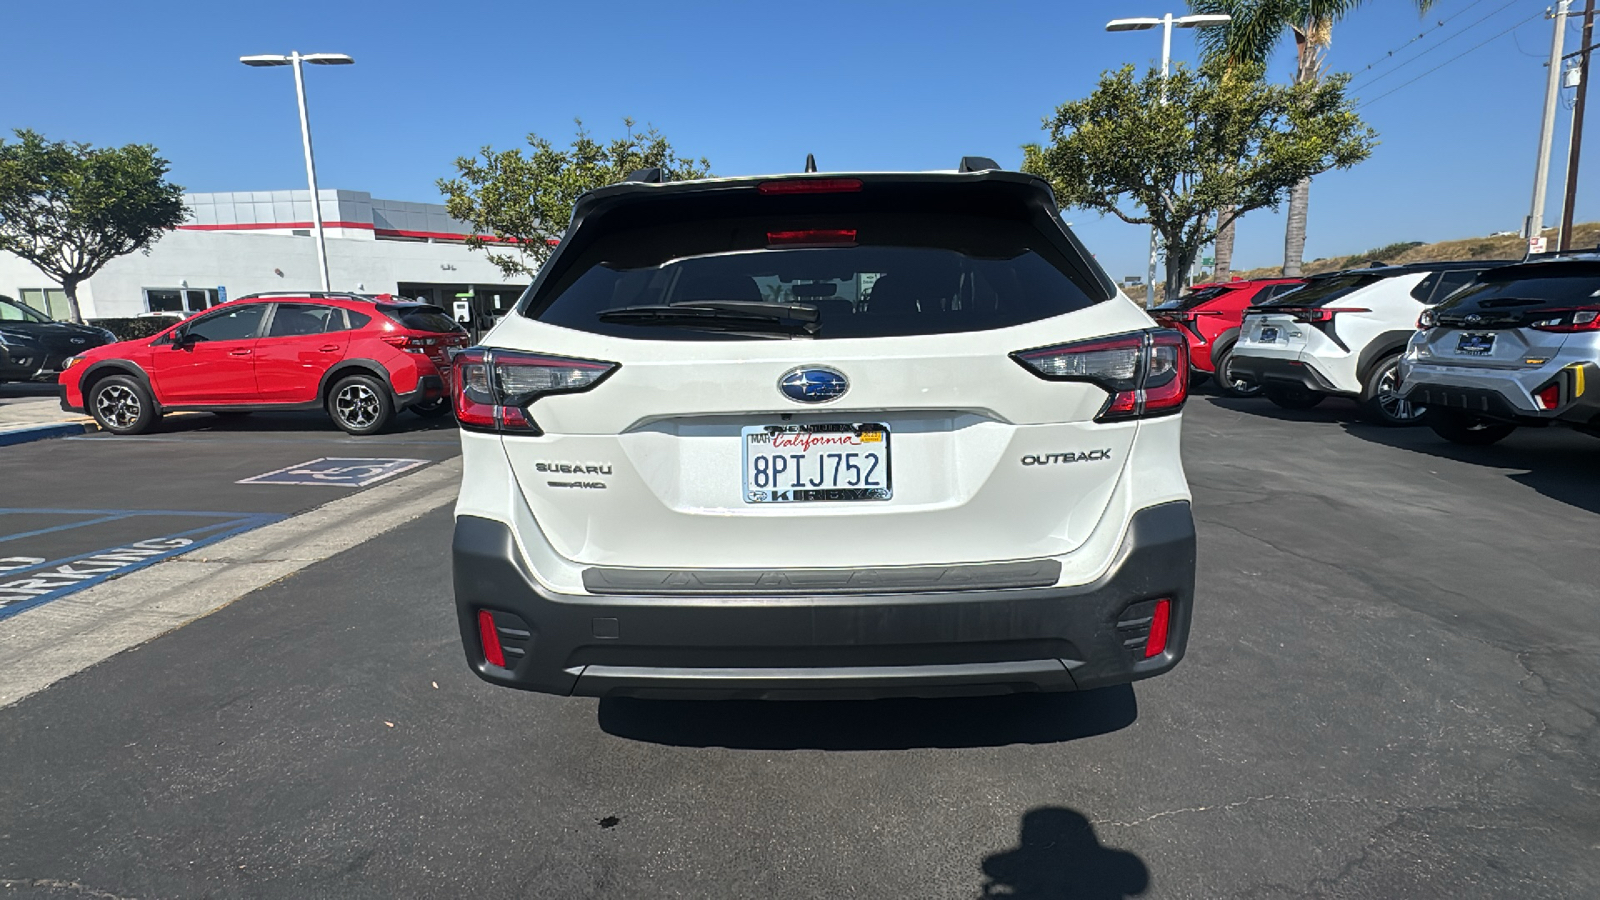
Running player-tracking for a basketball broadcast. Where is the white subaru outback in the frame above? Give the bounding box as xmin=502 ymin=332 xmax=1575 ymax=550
xmin=450 ymin=162 xmax=1196 ymax=699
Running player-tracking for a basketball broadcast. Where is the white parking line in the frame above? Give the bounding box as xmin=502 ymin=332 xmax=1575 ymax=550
xmin=0 ymin=458 xmax=462 ymax=709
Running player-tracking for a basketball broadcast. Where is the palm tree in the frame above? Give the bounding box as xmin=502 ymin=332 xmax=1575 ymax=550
xmin=1192 ymin=0 xmax=1433 ymax=277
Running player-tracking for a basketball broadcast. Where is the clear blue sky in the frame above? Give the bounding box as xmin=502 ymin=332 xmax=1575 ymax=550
xmin=1 ymin=0 xmax=1584 ymax=278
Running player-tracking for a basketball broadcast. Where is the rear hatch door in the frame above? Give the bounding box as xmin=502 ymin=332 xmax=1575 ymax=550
xmin=482 ymin=174 xmax=1162 ymax=570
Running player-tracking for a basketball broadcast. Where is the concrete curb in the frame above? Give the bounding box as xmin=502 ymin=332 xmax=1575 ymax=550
xmin=0 ymin=421 xmax=97 ymax=447
xmin=0 ymin=456 xmax=463 ymax=709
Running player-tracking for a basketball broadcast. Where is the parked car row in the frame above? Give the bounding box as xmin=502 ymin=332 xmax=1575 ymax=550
xmin=0 ymin=294 xmax=117 ymax=383
xmin=1162 ymin=255 xmax=1600 ymax=447
xmin=55 ymin=292 xmax=470 ymax=435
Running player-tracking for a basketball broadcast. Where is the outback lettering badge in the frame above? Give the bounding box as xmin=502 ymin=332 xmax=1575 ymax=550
xmin=1021 ymin=450 xmax=1113 ymax=465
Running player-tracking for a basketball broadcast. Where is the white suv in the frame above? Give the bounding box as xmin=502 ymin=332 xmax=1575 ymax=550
xmin=450 ymin=164 xmax=1196 ymax=699
xmin=1231 ymin=261 xmax=1511 ymax=424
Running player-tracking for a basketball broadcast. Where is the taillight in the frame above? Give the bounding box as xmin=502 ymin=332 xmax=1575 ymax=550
xmin=767 ymin=229 xmax=858 ymax=247
xmin=1012 ymin=329 xmax=1189 ymax=421
xmin=1418 ymin=308 xmax=1438 ymax=329
xmin=451 ymin=348 xmax=617 ymax=434
xmin=1280 ymin=307 xmax=1370 ymax=324
xmin=757 ymin=178 xmax=863 ymax=195
xmin=382 ymin=334 xmax=442 ymax=353
xmin=477 ymin=609 xmax=506 ymax=668
xmin=1529 ymin=307 xmax=1600 ymax=332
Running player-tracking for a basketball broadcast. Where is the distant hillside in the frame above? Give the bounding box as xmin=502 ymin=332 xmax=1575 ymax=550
xmin=1124 ymin=223 xmax=1600 ymax=303
xmin=1232 ymin=223 xmax=1600 ymax=280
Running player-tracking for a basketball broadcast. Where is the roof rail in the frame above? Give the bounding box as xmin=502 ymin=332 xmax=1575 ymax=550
xmin=234 ymin=291 xmax=379 ymax=301
xmin=623 ymin=167 xmax=664 ymax=184
xmin=959 ymin=156 xmax=1001 ymax=173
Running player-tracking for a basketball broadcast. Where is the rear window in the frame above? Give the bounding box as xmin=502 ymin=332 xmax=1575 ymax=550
xmin=1254 ymin=274 xmax=1379 ymax=308
xmin=1436 ymin=263 xmax=1600 ymax=320
xmin=1155 ymin=285 xmax=1229 ymax=311
xmin=380 ymin=305 xmax=465 ymax=334
xmin=525 ymin=212 xmax=1103 ymax=340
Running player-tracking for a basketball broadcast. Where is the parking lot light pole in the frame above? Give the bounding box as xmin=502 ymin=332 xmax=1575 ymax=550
xmin=239 ymin=52 xmax=354 ymax=292
xmin=1106 ymin=13 xmax=1230 ymax=306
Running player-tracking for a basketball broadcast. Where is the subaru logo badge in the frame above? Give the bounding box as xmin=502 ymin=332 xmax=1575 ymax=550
xmin=69 ymin=337 xmax=86 ymax=344
xmin=1465 ymin=314 xmax=1482 ymax=324
xmin=779 ymin=366 xmax=848 ymax=403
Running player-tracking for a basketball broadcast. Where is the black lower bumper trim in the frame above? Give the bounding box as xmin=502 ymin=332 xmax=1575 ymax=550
xmin=452 ymin=501 xmax=1197 ymax=699
xmin=1231 ymin=355 xmax=1343 ymax=394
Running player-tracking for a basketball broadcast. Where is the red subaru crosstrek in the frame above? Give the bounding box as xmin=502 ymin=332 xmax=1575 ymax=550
xmin=1150 ymin=277 xmax=1305 ymax=396
xmin=59 ymin=292 xmax=470 ymax=435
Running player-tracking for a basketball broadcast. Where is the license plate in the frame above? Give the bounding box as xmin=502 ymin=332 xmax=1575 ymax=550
xmin=1260 ymin=326 xmax=1280 ymax=343
xmin=1456 ymin=332 xmax=1495 ymax=355
xmin=743 ymin=423 xmax=891 ymax=503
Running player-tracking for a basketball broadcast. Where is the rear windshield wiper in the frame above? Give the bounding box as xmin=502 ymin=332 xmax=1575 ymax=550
xmin=597 ymin=300 xmax=820 ymax=337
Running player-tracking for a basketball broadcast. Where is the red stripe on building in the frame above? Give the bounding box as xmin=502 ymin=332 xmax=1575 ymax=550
xmin=178 ymin=221 xmax=376 ymax=232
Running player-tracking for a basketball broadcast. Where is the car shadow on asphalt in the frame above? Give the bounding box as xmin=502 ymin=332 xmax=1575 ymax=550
xmin=979 ymin=807 xmax=1150 ymax=900
xmin=595 ymin=684 xmax=1137 ymax=750
xmin=1198 ymin=392 xmax=1366 ymax=424
xmin=149 ymin=410 xmax=458 ymax=437
xmin=1338 ymin=421 xmax=1600 ymax=516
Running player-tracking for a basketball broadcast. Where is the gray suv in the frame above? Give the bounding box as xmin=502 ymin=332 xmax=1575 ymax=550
xmin=1398 ymin=259 xmax=1600 ymax=445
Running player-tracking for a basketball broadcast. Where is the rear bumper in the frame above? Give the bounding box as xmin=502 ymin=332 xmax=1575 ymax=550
xmin=1401 ymin=361 xmax=1600 ymax=427
xmin=1231 ymin=353 xmax=1344 ymax=395
xmin=452 ymin=500 xmax=1196 ymax=699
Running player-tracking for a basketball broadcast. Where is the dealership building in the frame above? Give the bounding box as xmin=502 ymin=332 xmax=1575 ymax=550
xmin=0 ymin=188 xmax=529 ymax=322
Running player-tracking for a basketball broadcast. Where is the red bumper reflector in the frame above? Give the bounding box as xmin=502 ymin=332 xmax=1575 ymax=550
xmin=1145 ymin=599 xmax=1171 ymax=658
xmin=1534 ymin=383 xmax=1561 ymax=410
xmin=478 ymin=609 xmax=506 ymax=668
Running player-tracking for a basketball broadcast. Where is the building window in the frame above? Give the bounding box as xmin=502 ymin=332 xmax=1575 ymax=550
xmin=18 ymin=288 xmax=71 ymax=320
xmin=145 ymin=288 xmax=219 ymax=313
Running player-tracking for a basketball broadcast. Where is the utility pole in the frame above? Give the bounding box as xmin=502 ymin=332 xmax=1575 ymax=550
xmin=1560 ymin=0 xmax=1596 ymax=251
xmin=1529 ymin=1 xmax=1572 ymax=244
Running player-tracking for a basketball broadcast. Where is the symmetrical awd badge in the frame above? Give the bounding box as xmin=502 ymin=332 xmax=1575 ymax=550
xmin=779 ymin=366 xmax=849 ymax=403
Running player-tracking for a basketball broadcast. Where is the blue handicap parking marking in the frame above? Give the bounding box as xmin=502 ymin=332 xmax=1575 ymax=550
xmin=0 ymin=509 xmax=286 ymax=621
xmin=237 ymin=457 xmax=430 ymax=487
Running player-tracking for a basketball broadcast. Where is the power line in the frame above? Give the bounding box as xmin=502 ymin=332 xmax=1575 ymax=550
xmin=1349 ymin=0 xmax=1527 ymax=92
xmin=1358 ymin=9 xmax=1549 ymax=109
xmin=1347 ymin=0 xmax=1491 ymax=77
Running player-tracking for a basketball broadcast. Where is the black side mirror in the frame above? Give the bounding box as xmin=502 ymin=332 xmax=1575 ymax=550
xmin=169 ymin=328 xmax=191 ymax=346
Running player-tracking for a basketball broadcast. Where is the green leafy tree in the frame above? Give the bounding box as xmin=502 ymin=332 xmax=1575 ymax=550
xmin=0 ymin=129 xmax=186 ymax=323
xmin=1191 ymin=0 xmax=1435 ymax=277
xmin=1023 ymin=62 xmax=1374 ymax=302
xmin=438 ymin=119 xmax=711 ymax=278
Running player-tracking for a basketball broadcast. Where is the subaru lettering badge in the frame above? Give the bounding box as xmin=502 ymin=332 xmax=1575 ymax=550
xmin=779 ymin=366 xmax=849 ymax=403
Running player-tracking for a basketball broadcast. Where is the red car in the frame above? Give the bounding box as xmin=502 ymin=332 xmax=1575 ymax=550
xmin=1150 ymin=278 xmax=1305 ymax=396
xmin=59 ymin=292 xmax=469 ymax=435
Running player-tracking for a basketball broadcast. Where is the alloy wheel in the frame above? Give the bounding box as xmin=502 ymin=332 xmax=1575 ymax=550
xmin=335 ymin=384 xmax=380 ymax=429
xmin=95 ymin=384 xmax=142 ymax=429
xmin=1376 ymin=364 xmax=1424 ymax=422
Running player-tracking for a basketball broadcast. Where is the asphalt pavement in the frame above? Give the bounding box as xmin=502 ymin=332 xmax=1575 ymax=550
xmin=1 ymin=393 xmax=1597 ymax=899
xmin=0 ymin=407 xmax=460 ymax=622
